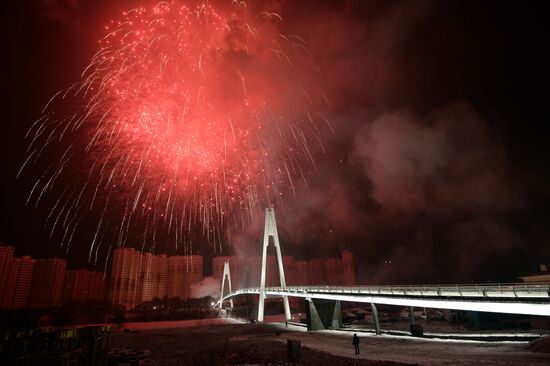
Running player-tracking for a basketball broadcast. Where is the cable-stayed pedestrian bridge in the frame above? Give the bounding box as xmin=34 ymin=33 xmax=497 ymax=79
xmin=219 ymin=283 xmax=550 ymax=317
xmin=216 ymin=209 xmax=550 ymax=333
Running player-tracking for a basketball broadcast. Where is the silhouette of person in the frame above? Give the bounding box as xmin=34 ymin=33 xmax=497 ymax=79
xmin=352 ymin=333 xmax=360 ymax=355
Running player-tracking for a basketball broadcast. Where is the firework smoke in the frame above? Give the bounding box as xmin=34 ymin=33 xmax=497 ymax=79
xmin=21 ymin=1 xmax=328 ymax=261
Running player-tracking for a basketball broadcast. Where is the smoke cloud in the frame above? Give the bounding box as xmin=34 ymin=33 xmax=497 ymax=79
xmin=223 ymin=1 xmax=541 ymax=284
xmin=190 ymin=276 xmax=220 ymax=299
xmin=353 ymin=101 xmax=516 ymax=214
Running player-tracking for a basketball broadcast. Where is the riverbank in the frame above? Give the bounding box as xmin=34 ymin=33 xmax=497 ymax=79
xmin=110 ymin=320 xmax=550 ymax=365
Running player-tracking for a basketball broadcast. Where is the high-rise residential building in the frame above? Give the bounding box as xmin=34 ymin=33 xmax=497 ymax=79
xmin=184 ymin=255 xmax=204 ymax=299
xmin=2 ymin=255 xmax=35 ymax=310
xmin=11 ymin=256 xmax=36 ymax=309
xmin=63 ymin=269 xmax=106 ymax=303
xmin=282 ymin=256 xmax=296 ymax=286
xmin=28 ymin=258 xmax=67 ymax=308
xmin=167 ymin=255 xmax=203 ymax=300
xmin=342 ymin=250 xmax=357 ymax=286
xmin=109 ymin=249 xmax=204 ymax=308
xmin=0 ymin=243 xmax=15 ymax=307
xmin=308 ymin=258 xmax=324 ymax=285
xmin=88 ymin=271 xmax=106 ymax=301
xmin=140 ymin=252 xmax=155 ymax=303
xmin=264 ymin=255 xmax=289 ymax=286
xmin=322 ymin=257 xmax=344 ymax=286
xmin=167 ymin=256 xmax=186 ymax=299
xmin=152 ymin=254 xmax=168 ymax=299
xmin=294 ymin=260 xmax=310 ymax=286
xmin=0 ymin=242 xmax=13 ymax=263
xmin=109 ymin=248 xmax=143 ymax=309
xmin=211 ymin=251 xmax=357 ymax=289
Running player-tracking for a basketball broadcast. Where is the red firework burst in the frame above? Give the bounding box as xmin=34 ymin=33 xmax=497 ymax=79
xmin=22 ymin=1 xmax=329 ymax=260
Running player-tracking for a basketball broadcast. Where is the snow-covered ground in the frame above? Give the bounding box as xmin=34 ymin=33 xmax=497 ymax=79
xmin=110 ymin=319 xmax=550 ymax=365
xmin=270 ymin=321 xmax=549 ymax=365
xmin=115 ymin=317 xmax=241 ymax=330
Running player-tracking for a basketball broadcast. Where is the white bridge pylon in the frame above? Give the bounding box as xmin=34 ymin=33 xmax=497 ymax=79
xmin=219 ymin=260 xmax=233 ymax=309
xmin=258 ymin=208 xmax=291 ymax=322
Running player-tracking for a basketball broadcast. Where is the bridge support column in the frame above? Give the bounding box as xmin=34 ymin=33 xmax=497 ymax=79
xmin=370 ymin=303 xmax=381 ymax=335
xmin=409 ymin=306 xmax=424 ymax=336
xmin=304 ymin=298 xmax=342 ymax=331
xmin=258 ymin=208 xmax=291 ymax=322
xmin=409 ymin=306 xmax=415 ymax=326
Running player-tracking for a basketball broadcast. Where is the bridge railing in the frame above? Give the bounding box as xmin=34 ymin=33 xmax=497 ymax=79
xmin=231 ymin=283 xmax=550 ymax=300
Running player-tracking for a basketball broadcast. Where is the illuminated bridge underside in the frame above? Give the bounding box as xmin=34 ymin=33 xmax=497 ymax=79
xmin=220 ymin=284 xmax=550 ymax=316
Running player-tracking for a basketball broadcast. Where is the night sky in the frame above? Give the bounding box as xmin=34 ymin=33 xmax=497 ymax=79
xmin=1 ymin=1 xmax=547 ymax=284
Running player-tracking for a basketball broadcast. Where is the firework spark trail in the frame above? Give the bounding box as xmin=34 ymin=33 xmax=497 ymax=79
xmin=22 ymin=1 xmax=328 ymax=259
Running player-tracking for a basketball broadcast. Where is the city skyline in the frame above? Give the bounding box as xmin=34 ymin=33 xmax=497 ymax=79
xmin=0 ymin=241 xmax=360 ymax=310
xmin=1 ymin=0 xmax=547 ymax=285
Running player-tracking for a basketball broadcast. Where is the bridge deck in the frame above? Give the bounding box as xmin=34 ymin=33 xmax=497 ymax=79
xmin=219 ymin=284 xmax=550 ymax=316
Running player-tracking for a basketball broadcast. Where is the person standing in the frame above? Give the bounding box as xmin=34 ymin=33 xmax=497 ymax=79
xmin=352 ymin=333 xmax=360 ymax=355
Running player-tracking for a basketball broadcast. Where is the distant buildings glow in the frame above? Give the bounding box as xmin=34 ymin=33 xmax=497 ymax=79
xmin=1 ymin=242 xmax=358 ymax=311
